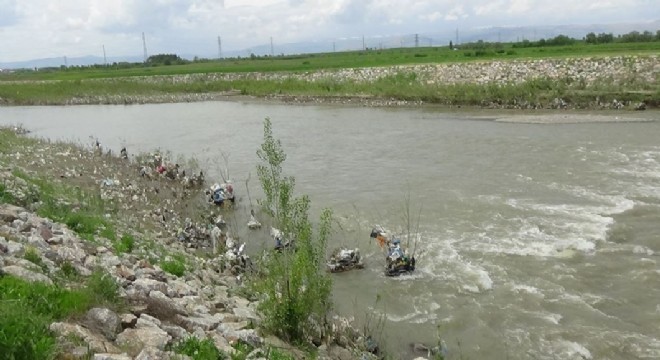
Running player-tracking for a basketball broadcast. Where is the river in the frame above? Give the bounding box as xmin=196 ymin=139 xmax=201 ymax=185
xmin=1 ymin=101 xmax=659 ymax=360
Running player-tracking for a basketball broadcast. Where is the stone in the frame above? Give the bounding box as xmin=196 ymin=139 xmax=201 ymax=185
xmin=0 ymin=236 xmax=8 ymax=253
xmin=161 ymin=324 xmax=189 ymax=340
xmin=93 ymin=354 xmax=132 ymax=360
xmin=57 ymin=245 xmax=87 ymax=264
xmin=5 ymin=240 xmax=24 ymax=256
xmin=120 ymin=313 xmax=138 ymax=329
xmin=115 ymin=327 xmax=171 ymax=351
xmin=50 ymin=322 xmax=119 ymax=353
xmin=27 ymin=235 xmax=49 ymax=250
xmin=2 ymin=265 xmax=52 ymax=284
xmin=167 ymin=279 xmax=197 ymax=297
xmin=86 ymin=308 xmax=122 ymax=341
xmin=327 ymin=345 xmax=354 ymax=360
xmin=132 ymin=278 xmax=169 ymax=296
xmin=39 ymin=225 xmax=54 ymax=241
xmin=147 ymin=290 xmax=188 ymax=317
xmin=208 ymin=332 xmax=234 ymax=354
xmin=137 ymin=313 xmax=162 ymax=328
xmin=135 ymin=347 xmax=173 ymax=360
xmin=99 ymin=253 xmax=121 ymax=268
xmin=232 ymin=304 xmax=259 ymax=323
xmin=116 ymin=265 xmax=136 ymax=281
xmin=174 ymin=313 xmax=222 ymax=332
xmin=0 ymin=204 xmax=23 ymax=223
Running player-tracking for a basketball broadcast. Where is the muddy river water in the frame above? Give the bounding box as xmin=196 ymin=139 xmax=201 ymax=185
xmin=1 ymin=101 xmax=659 ymax=360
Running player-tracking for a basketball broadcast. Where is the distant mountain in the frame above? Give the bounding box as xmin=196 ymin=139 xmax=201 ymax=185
xmin=2 ymin=20 xmax=658 ymax=70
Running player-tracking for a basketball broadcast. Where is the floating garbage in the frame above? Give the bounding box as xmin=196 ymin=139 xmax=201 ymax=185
xmin=247 ymin=209 xmax=261 ymax=229
xmin=327 ymin=247 xmax=364 ymax=273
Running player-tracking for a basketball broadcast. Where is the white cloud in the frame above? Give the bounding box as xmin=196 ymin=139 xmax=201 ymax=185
xmin=0 ymin=0 xmax=657 ymax=62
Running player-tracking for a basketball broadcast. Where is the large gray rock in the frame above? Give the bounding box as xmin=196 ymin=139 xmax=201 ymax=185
xmin=50 ymin=322 xmax=119 ymax=353
xmin=27 ymin=235 xmax=49 ymax=250
xmin=136 ymin=314 xmax=162 ymax=328
xmin=147 ymin=290 xmax=188 ymax=318
xmin=115 ymin=326 xmax=172 ymax=351
xmin=56 ymin=245 xmax=87 ymax=264
xmin=2 ymin=265 xmax=52 ymax=284
xmin=86 ymin=308 xmax=122 ymax=341
xmin=4 ymin=240 xmax=24 ymax=256
xmin=161 ymin=324 xmax=189 ymax=340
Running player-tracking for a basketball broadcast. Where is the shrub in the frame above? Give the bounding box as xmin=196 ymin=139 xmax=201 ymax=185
xmin=252 ymin=118 xmax=333 ymax=343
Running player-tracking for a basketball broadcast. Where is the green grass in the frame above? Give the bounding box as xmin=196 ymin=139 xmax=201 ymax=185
xmin=10 ymin=170 xmax=116 ymax=242
xmin=0 ymin=183 xmax=16 ymax=204
xmin=160 ymin=254 xmax=187 ymax=277
xmin=23 ymin=247 xmax=48 ymax=273
xmin=0 ymin=270 xmax=120 ymax=359
xmin=171 ymin=337 xmax=227 ymax=360
xmin=114 ymin=234 xmax=135 ymax=254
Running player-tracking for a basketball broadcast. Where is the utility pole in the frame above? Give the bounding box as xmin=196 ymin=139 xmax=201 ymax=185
xmin=63 ymin=56 xmax=68 ymax=67
xmin=415 ymin=33 xmax=419 ymax=47
xmin=142 ymin=32 xmax=148 ymax=62
xmin=456 ymin=28 xmax=459 ymax=46
xmin=217 ymin=36 xmax=222 ymax=58
xmin=362 ymin=35 xmax=365 ymax=51
xmin=270 ymin=37 xmax=274 ymax=56
xmin=333 ymin=42 xmax=336 ymax=52
xmin=102 ymin=45 xmax=107 ymax=65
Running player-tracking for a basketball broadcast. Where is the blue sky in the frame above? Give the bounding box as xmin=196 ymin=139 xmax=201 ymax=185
xmin=0 ymin=0 xmax=658 ymax=62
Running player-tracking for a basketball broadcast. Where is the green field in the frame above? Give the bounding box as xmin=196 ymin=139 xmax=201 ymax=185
xmin=2 ymin=41 xmax=659 ymax=81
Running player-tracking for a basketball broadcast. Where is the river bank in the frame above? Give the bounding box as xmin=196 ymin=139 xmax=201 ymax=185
xmin=1 ymin=55 xmax=657 ymax=110
xmin=0 ymin=128 xmax=393 ymax=360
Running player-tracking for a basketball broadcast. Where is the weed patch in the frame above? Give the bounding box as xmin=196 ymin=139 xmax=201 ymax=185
xmin=161 ymin=254 xmax=186 ymax=277
xmin=170 ymin=337 xmax=227 ymax=360
xmin=0 ymin=274 xmax=118 ymax=359
xmin=114 ymin=234 xmax=135 ymax=254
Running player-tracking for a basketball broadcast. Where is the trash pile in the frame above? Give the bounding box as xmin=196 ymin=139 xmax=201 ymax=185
xmin=271 ymin=227 xmax=294 ymax=252
xmin=207 ymin=182 xmax=235 ymax=206
xmin=370 ymin=225 xmax=416 ymax=277
xmin=326 ymin=248 xmax=364 ymax=273
xmin=223 ymin=238 xmax=252 ymax=276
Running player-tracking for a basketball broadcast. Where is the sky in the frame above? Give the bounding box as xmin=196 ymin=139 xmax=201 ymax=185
xmin=0 ymin=0 xmax=658 ymax=62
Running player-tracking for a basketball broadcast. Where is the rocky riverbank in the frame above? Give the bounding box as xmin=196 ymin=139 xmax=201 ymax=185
xmin=0 ymin=128 xmax=392 ymax=360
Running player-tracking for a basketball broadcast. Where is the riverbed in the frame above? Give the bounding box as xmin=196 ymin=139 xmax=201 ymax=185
xmin=1 ymin=101 xmax=659 ymax=360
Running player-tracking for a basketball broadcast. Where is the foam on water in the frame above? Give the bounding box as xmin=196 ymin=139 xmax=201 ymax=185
xmin=419 ymin=235 xmax=494 ymax=293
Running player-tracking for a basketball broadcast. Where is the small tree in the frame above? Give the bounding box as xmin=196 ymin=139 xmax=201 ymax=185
xmin=253 ymin=117 xmax=333 ymax=343
xmin=449 ymin=40 xmax=453 ymax=49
